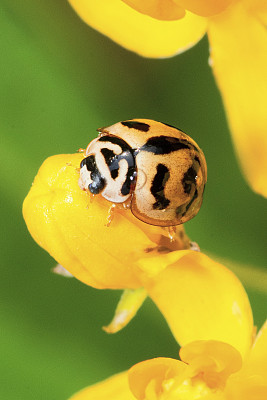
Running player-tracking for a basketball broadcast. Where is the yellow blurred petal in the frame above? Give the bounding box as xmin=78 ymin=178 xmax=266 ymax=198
xmin=208 ymin=2 xmax=267 ymax=197
xmin=242 ymin=385 xmax=267 ymax=400
xmin=174 ymin=0 xmax=237 ymax=17
xmin=122 ymin=0 xmax=185 ymax=21
xmin=227 ymin=370 xmax=267 ymax=400
xmin=139 ymin=251 xmax=254 ymax=358
xmin=23 ymin=154 xmax=173 ymax=289
xmin=129 ymin=357 xmax=187 ymax=400
xmin=69 ymin=371 xmax=134 ymax=400
xmin=68 ymin=0 xmax=207 ymax=58
xmin=180 ymin=340 xmax=242 ymax=388
xmin=103 ymin=288 xmax=147 ymax=333
xmin=212 ymin=255 xmax=267 ymax=295
xmin=243 ymin=321 xmax=267 ymax=379
xmin=244 ymin=0 xmax=267 ymax=25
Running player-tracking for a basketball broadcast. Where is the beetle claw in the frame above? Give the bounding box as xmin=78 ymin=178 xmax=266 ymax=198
xmin=106 ymin=204 xmax=116 ymax=227
xmin=167 ymin=226 xmax=176 ymax=242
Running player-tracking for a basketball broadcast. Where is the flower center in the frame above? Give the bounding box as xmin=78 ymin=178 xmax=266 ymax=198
xmin=129 ymin=341 xmax=243 ymax=400
xmin=161 ymin=377 xmax=220 ymax=399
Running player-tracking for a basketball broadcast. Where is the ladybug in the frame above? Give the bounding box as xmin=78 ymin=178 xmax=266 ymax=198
xmin=79 ymin=119 xmax=207 ymax=227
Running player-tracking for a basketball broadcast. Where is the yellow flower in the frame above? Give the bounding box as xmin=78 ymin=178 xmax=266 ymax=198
xmin=67 ymin=0 xmax=267 ymax=197
xmin=22 ymin=153 xmax=188 ymax=290
xmin=69 ymin=322 xmax=267 ymax=400
xmin=128 ymin=327 xmax=267 ymax=400
xmin=23 ymin=153 xmax=253 ymax=356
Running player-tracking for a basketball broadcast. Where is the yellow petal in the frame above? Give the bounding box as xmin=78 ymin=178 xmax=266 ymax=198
xmin=68 ymin=0 xmax=207 ymax=58
xmin=208 ymin=2 xmax=267 ymax=197
xmin=136 ymin=249 xmax=192 ymax=278
xmin=23 ymin=154 xmax=190 ymax=289
xmin=122 ymin=0 xmax=185 ymax=21
xmin=139 ymin=251 xmax=254 ymax=358
xmin=23 ymin=153 xmax=177 ymax=289
xmin=103 ymin=288 xmax=147 ymax=333
xmin=244 ymin=0 xmax=267 ymax=25
xmin=227 ymin=376 xmax=267 ymax=400
xmin=180 ymin=340 xmax=242 ymax=388
xmin=174 ymin=0 xmax=237 ymax=17
xmin=224 ymin=323 xmax=267 ymax=399
xmin=69 ymin=371 xmax=134 ymax=400
xmin=128 ymin=357 xmax=187 ymax=400
xmin=243 ymin=321 xmax=267 ymax=379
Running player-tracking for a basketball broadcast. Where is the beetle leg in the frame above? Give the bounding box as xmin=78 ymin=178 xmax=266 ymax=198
xmin=121 ymin=197 xmax=132 ymax=210
xmin=85 ymin=193 xmax=95 ymax=209
xmin=167 ymin=226 xmax=176 ymax=242
xmin=106 ymin=203 xmax=116 ymax=227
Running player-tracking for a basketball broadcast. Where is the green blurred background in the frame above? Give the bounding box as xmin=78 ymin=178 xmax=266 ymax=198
xmin=0 ymin=1 xmax=266 ymax=399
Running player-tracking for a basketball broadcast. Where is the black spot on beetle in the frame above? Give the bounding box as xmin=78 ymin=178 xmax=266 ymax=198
xmin=110 ymin=168 xmax=119 ymax=180
xmin=151 ymin=164 xmax=170 ymax=210
xmin=121 ymin=166 xmax=136 ymax=196
xmin=101 ymin=148 xmax=115 ymax=165
xmin=80 ymin=154 xmax=96 ymax=171
xmin=101 ymin=148 xmax=119 ymax=179
xmin=176 ymin=189 xmax=199 ymax=218
xmin=182 ymin=166 xmax=198 ymax=195
xmin=121 ymin=120 xmax=150 ymax=132
xmin=194 ymin=155 xmax=201 ymax=165
xmin=98 ymin=135 xmax=131 ymax=151
xmin=140 ymin=136 xmax=191 ymax=155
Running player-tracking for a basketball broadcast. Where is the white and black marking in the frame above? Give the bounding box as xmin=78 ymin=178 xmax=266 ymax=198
xmin=97 ymin=135 xmax=136 ymax=197
xmin=101 ymin=148 xmax=119 ymax=179
xmin=80 ymin=135 xmax=136 ymax=202
xmin=80 ymin=155 xmax=106 ymax=194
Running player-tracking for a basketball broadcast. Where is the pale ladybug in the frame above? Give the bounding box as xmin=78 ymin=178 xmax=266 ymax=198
xmin=79 ymin=119 xmax=207 ymax=227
